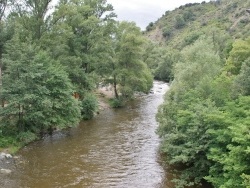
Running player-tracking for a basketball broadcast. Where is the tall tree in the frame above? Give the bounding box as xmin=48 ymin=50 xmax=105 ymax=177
xmin=0 ymin=35 xmax=81 ymax=135
xmin=233 ymin=58 xmax=250 ymax=96
xmin=11 ymin=0 xmax=53 ymax=40
xmin=96 ymin=21 xmax=153 ymax=100
xmin=0 ymin=0 xmax=13 ymax=104
xmin=52 ymin=0 xmax=115 ymax=72
xmin=225 ymin=37 xmax=250 ymax=75
xmin=47 ymin=0 xmax=115 ymax=95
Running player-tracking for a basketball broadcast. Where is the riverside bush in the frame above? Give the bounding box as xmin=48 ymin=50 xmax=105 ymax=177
xmin=81 ymin=94 xmax=98 ymax=120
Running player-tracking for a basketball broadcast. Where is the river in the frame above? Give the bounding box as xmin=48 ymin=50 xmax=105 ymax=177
xmin=1 ymin=81 xmax=173 ymax=188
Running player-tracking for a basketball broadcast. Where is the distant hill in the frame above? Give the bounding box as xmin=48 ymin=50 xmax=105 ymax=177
xmin=145 ymin=0 xmax=250 ymax=49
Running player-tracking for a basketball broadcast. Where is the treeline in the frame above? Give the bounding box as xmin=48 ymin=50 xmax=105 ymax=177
xmin=0 ymin=0 xmax=153 ymax=149
xmin=156 ymin=24 xmax=250 ymax=188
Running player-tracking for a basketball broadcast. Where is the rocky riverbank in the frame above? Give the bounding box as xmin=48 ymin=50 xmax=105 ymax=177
xmin=0 ymin=152 xmax=14 ymax=175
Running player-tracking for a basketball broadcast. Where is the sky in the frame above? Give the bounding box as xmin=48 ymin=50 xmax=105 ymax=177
xmin=107 ymin=0 xmax=210 ymax=30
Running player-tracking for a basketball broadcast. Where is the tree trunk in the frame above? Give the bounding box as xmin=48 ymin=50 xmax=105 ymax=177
xmin=0 ymin=51 xmax=3 ymax=107
xmin=113 ymin=74 xmax=119 ymax=99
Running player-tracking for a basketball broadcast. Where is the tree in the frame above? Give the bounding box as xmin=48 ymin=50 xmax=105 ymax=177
xmin=0 ymin=35 xmax=81 ymax=135
xmin=154 ymin=50 xmax=180 ymax=82
xmin=175 ymin=15 xmax=185 ymax=29
xmin=206 ymin=96 xmax=250 ymax=188
xmin=10 ymin=0 xmax=53 ymax=40
xmin=0 ymin=0 xmax=6 ymax=77
xmin=0 ymin=2 xmax=15 ymax=106
xmin=225 ymin=37 xmax=250 ymax=75
xmin=233 ymin=58 xmax=250 ymax=96
xmin=97 ymin=21 xmax=153 ymax=101
xmin=162 ymin=25 xmax=172 ymax=38
xmin=51 ymin=0 xmax=115 ymax=73
xmin=46 ymin=0 xmax=116 ymax=96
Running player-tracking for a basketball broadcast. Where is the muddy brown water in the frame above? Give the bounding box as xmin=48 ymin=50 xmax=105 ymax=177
xmin=1 ymin=81 xmax=174 ymax=188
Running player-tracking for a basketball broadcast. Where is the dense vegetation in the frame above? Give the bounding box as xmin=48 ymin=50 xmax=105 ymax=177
xmin=1 ymin=0 xmax=250 ymax=187
xmin=147 ymin=0 xmax=250 ymax=187
xmin=0 ymin=0 xmax=153 ymax=150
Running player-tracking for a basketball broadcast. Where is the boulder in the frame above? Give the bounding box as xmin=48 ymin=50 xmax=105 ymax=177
xmin=5 ymin=154 xmax=12 ymax=159
xmin=0 ymin=154 xmax=5 ymax=160
xmin=0 ymin=152 xmax=12 ymax=159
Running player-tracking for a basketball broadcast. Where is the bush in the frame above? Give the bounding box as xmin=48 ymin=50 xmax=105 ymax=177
xmin=183 ymin=10 xmax=195 ymax=21
xmin=146 ymin=22 xmax=154 ymax=31
xmin=109 ymin=98 xmax=124 ymax=108
xmin=162 ymin=26 xmax=172 ymax=37
xmin=17 ymin=131 xmax=37 ymax=145
xmin=0 ymin=136 xmax=17 ymax=148
xmin=183 ymin=32 xmax=200 ymax=46
xmin=175 ymin=15 xmax=186 ymax=29
xmin=81 ymin=94 xmax=98 ymax=120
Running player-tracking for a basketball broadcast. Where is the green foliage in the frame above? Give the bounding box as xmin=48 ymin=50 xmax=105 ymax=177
xmin=183 ymin=32 xmax=201 ymax=47
xmin=0 ymin=0 xmax=154 ymax=150
xmin=11 ymin=0 xmax=53 ymax=40
xmin=175 ymin=15 xmax=186 ymax=29
xmin=17 ymin=131 xmax=37 ymax=145
xmin=146 ymin=22 xmax=154 ymax=31
xmin=157 ymin=38 xmax=223 ymax=187
xmin=225 ymin=38 xmax=250 ymax=75
xmin=183 ymin=10 xmax=195 ymax=21
xmin=0 ymin=136 xmax=17 ymax=148
xmin=143 ymin=42 xmax=164 ymax=72
xmin=96 ymin=21 xmax=153 ymax=100
xmin=0 ymin=36 xmax=81 ymax=134
xmin=154 ymin=50 xmax=180 ymax=82
xmin=206 ymin=96 xmax=250 ymax=188
xmin=155 ymin=26 xmax=250 ymax=188
xmin=148 ymin=1 xmax=250 ymax=187
xmin=43 ymin=0 xmax=116 ymax=96
xmin=109 ymin=98 xmax=124 ymax=108
xmin=146 ymin=0 xmax=250 ymax=52
xmin=234 ymin=58 xmax=250 ymax=96
xmin=81 ymin=94 xmax=98 ymax=120
xmin=162 ymin=26 xmax=172 ymax=38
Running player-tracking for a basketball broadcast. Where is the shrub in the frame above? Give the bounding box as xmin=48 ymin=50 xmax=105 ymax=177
xmin=162 ymin=26 xmax=172 ymax=37
xmin=0 ymin=136 xmax=17 ymax=148
xmin=175 ymin=15 xmax=186 ymax=29
xmin=17 ymin=131 xmax=37 ymax=145
xmin=146 ymin=22 xmax=154 ymax=31
xmin=81 ymin=94 xmax=98 ymax=120
xmin=109 ymin=98 xmax=124 ymax=108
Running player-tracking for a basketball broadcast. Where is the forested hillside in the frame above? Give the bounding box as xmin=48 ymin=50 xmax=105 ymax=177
xmin=145 ymin=0 xmax=250 ymax=187
xmin=0 ymin=0 xmax=153 ymax=151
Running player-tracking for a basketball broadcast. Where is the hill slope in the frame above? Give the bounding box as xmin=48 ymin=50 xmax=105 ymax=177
xmin=146 ymin=0 xmax=250 ymax=49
